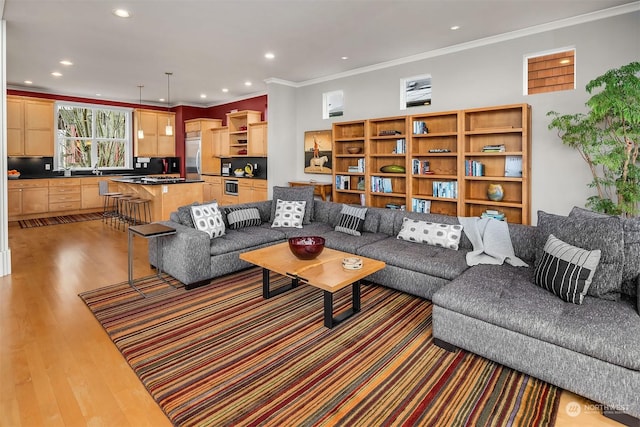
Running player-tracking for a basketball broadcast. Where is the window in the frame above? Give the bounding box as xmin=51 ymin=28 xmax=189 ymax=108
xmin=55 ymin=102 xmax=132 ymax=170
xmin=524 ymin=48 xmax=575 ymax=95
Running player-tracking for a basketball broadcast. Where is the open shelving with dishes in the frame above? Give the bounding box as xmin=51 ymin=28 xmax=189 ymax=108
xmin=462 ymin=104 xmax=530 ymax=224
xmin=331 ymin=103 xmax=531 ymax=224
xmin=226 ymin=110 xmax=263 ymax=157
xmin=409 ymin=110 xmax=460 ymax=216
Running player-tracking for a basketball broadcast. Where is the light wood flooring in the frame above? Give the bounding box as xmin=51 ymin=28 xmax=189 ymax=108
xmin=0 ymin=219 xmax=622 ymax=426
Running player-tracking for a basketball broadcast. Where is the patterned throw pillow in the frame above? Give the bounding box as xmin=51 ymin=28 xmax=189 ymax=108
xmin=271 ymin=199 xmax=306 ymax=228
xmin=534 ymin=234 xmax=601 ymax=305
xmin=335 ymin=204 xmax=367 ymax=236
xmin=190 ymin=202 xmax=225 ymax=238
xmin=396 ymin=217 xmax=463 ymax=250
xmin=226 ymin=207 xmax=262 ymax=229
xmin=270 ymin=186 xmax=315 ymax=224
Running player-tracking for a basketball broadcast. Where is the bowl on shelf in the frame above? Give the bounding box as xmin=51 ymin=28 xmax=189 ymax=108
xmin=288 ymin=236 xmax=325 ymax=260
xmin=346 ymin=147 xmax=362 ymax=154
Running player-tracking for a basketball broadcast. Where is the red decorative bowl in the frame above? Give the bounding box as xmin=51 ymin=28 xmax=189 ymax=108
xmin=288 ymin=236 xmax=325 ymax=260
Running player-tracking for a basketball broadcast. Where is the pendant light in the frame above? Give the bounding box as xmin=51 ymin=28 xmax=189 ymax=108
xmin=165 ymin=72 xmax=173 ymax=136
xmin=137 ymin=85 xmax=144 ymax=139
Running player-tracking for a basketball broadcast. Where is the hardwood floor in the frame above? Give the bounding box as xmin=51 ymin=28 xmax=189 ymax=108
xmin=0 ymin=220 xmax=622 ymax=426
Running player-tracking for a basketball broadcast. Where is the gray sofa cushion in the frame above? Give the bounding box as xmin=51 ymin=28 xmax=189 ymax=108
xmin=270 ymin=186 xmax=315 ymax=224
xmin=261 ymin=221 xmax=334 ymax=239
xmin=357 ymin=237 xmax=469 ymax=280
xmin=569 ymin=206 xmax=640 ymax=297
xmin=433 ymin=264 xmax=640 ymax=371
xmin=209 ymin=227 xmax=285 ymax=256
xmin=321 ymin=230 xmax=389 ymax=254
xmin=536 ymin=210 xmax=624 ymax=300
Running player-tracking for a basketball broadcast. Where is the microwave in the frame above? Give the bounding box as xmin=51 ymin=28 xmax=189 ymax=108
xmin=224 ymin=179 xmax=239 ymax=196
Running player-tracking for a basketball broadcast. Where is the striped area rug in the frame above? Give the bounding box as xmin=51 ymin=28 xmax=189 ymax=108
xmin=80 ymin=268 xmax=560 ymax=427
xmin=18 ymin=212 xmax=104 ymax=228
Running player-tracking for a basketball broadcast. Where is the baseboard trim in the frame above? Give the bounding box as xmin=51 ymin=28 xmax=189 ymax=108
xmin=0 ymin=249 xmax=12 ymax=277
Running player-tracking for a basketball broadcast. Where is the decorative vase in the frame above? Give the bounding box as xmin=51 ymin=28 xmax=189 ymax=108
xmin=487 ymin=183 xmax=504 ymax=202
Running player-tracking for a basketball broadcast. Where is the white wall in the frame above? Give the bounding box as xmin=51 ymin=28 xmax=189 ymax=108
xmin=268 ymin=11 xmax=639 ymax=224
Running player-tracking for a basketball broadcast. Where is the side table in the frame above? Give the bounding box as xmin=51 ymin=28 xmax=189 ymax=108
xmin=288 ymin=181 xmax=332 ymax=201
xmin=128 ymin=223 xmax=177 ymax=296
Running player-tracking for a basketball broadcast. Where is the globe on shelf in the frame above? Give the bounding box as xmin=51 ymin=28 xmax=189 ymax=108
xmin=487 ymin=183 xmax=505 ymax=202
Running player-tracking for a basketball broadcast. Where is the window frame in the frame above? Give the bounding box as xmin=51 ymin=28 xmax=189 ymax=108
xmin=523 ymin=47 xmax=576 ymax=96
xmin=54 ymin=101 xmax=133 ymax=171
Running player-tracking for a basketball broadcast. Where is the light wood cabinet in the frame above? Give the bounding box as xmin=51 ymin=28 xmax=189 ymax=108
xmin=7 ymin=179 xmax=50 ymax=218
xmin=134 ymin=109 xmax=176 ymax=157
xmin=212 ymin=127 xmax=230 ymax=157
xmin=7 ymin=96 xmax=55 ymax=156
xmin=238 ymin=179 xmax=268 ymax=204
xmin=80 ymin=176 xmax=117 ymax=209
xmin=202 ymin=176 xmax=222 ymax=202
xmin=248 ymin=122 xmax=268 ymax=156
xmin=185 ymin=119 xmax=223 ymax=174
xmin=226 ymin=110 xmax=263 ymax=157
xmin=48 ymin=179 xmax=81 ymax=212
xmin=331 ymin=103 xmax=531 ymax=224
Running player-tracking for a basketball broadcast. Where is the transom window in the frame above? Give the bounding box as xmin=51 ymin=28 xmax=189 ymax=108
xmin=55 ymin=102 xmax=132 ymax=170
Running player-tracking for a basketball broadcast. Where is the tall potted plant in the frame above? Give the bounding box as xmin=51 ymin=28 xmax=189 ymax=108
xmin=547 ymin=61 xmax=640 ymax=218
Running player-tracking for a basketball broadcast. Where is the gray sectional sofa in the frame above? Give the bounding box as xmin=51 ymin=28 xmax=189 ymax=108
xmin=149 ymin=186 xmax=640 ymax=422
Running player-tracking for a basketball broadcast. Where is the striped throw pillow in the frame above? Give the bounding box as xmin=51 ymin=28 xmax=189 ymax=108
xmin=226 ymin=207 xmax=262 ymax=229
xmin=335 ymin=204 xmax=367 ymax=236
xmin=534 ymin=234 xmax=601 ymax=304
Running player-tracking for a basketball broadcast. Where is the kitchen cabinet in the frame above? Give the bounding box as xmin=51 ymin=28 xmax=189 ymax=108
xmin=202 ymin=176 xmax=223 ymax=202
xmin=134 ymin=109 xmax=176 ymax=157
xmin=238 ymin=179 xmax=268 ymax=204
xmin=212 ymin=127 xmax=230 ymax=157
xmin=48 ymin=179 xmax=81 ymax=212
xmin=7 ymin=179 xmax=49 ymax=219
xmin=7 ymin=95 xmax=55 ymax=157
xmin=248 ymin=122 xmax=268 ymax=156
xmin=80 ymin=176 xmax=118 ymax=209
xmin=226 ymin=110 xmax=262 ymax=157
xmin=184 ymin=119 xmax=223 ymax=174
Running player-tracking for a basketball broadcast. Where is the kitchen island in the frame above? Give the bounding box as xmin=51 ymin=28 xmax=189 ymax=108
xmin=112 ymin=176 xmax=203 ymax=221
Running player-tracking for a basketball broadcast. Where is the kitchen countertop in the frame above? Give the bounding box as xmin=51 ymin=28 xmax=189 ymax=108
xmin=112 ymin=177 xmax=203 ymax=185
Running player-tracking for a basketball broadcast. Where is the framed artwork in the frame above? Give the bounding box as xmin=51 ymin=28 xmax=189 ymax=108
xmin=400 ymin=74 xmax=432 ymax=110
xmin=304 ymin=130 xmax=332 ymax=174
xmin=322 ymin=90 xmax=344 ymax=119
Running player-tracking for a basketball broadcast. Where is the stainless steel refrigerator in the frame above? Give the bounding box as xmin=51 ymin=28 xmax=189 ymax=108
xmin=185 ymin=135 xmax=201 ymax=180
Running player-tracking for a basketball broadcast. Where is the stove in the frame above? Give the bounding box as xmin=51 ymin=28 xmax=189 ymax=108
xmin=140 ymin=176 xmax=185 ymax=184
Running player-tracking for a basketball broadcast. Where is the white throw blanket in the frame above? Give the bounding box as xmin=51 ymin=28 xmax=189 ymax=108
xmin=458 ymin=216 xmax=528 ymax=267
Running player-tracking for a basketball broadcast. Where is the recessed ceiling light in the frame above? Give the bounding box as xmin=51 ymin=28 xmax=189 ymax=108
xmin=200 ymin=94 xmax=207 ymax=99
xmin=60 ymin=60 xmax=73 ymax=66
xmin=222 ymin=88 xmax=229 ymax=93
xmin=95 ymin=94 xmax=101 ymax=97
xmin=341 ymin=56 xmax=349 ymax=60
xmin=264 ymin=52 xmax=275 ymax=60
xmin=244 ymin=81 xmax=252 ymax=87
xmin=51 ymin=72 xmax=62 ymax=77
xmin=159 ymin=98 xmax=165 ymax=102
xmin=450 ymin=25 xmax=460 ymax=30
xmin=24 ymin=80 xmax=33 ymax=85
xmin=113 ymin=9 xmax=130 ymax=18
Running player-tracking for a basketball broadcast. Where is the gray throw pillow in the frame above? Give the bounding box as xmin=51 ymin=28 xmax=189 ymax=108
xmin=536 ymin=210 xmax=624 ymax=300
xmin=270 ymin=186 xmax=315 ymax=224
xmin=569 ymin=206 xmax=640 ymax=298
xmin=176 ymin=202 xmax=200 ymax=228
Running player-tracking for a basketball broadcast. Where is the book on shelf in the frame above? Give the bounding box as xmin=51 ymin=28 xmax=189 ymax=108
xmin=394 ymin=139 xmax=406 ymax=154
xmin=335 ymin=175 xmax=350 ymax=190
xmin=370 ymin=176 xmax=393 ymax=193
xmin=386 ymin=204 xmax=405 ymax=210
xmin=347 ymin=158 xmax=365 ymax=173
xmin=413 ymin=121 xmax=429 ymax=134
xmin=412 ymin=158 xmax=430 ymax=175
xmin=432 ymin=181 xmax=458 ymax=198
xmin=481 ymin=209 xmax=506 ymax=221
xmin=411 ymin=198 xmax=431 ymax=213
xmin=481 ymin=144 xmax=506 ymax=152
xmin=356 ymin=176 xmax=365 ymax=191
xmin=465 ymin=160 xmax=484 ymax=176
xmin=504 ymin=155 xmax=522 ymax=177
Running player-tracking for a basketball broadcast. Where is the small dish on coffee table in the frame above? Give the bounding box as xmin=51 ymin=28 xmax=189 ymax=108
xmin=342 ymin=257 xmax=363 ymax=270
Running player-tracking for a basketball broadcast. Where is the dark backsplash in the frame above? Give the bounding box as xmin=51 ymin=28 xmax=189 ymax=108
xmin=8 ymin=157 xmax=181 ymax=178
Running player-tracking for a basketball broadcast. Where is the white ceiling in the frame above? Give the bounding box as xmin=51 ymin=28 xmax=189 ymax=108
xmin=3 ymin=0 xmax=638 ymax=107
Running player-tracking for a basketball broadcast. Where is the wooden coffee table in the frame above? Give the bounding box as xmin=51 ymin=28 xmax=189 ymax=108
xmin=240 ymin=242 xmax=385 ymax=328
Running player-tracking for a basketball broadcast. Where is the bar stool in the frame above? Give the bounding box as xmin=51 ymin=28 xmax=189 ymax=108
xmin=115 ymin=194 xmax=139 ymax=230
xmin=99 ymin=181 xmax=122 ymax=224
xmin=128 ymin=198 xmax=152 ymax=226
